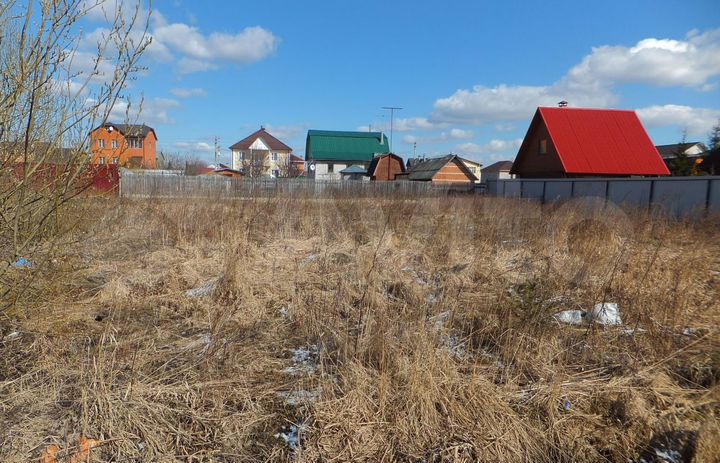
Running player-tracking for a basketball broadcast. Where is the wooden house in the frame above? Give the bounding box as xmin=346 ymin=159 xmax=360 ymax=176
xmin=511 ymin=107 xmax=670 ymax=178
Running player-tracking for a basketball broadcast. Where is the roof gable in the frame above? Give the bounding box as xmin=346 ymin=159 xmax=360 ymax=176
xmin=513 ymin=107 xmax=670 ymax=176
xmin=229 ymin=128 xmax=292 ymax=151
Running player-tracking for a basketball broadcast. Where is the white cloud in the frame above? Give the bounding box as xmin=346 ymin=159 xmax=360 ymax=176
xmin=360 ymin=117 xmax=447 ymax=133
xmin=432 ymin=29 xmax=720 ymax=124
xmin=636 ymin=104 xmax=720 ymax=136
xmin=448 ymin=128 xmax=473 ymax=139
xmin=398 ymin=128 xmax=475 ymax=145
xmin=170 ymin=87 xmax=207 ymax=98
xmin=568 ymin=30 xmax=720 ymax=89
xmin=154 ymin=23 xmax=278 ymax=74
xmin=258 ymin=124 xmax=308 ymax=142
xmin=176 ymin=58 xmax=218 ymax=74
xmin=433 ymin=82 xmax=616 ymax=124
xmin=108 ymin=97 xmax=181 ymax=125
xmin=455 ymin=138 xmax=523 ymax=155
xmin=80 ymin=2 xmax=279 ymax=75
xmin=173 ymin=141 xmax=215 ymax=153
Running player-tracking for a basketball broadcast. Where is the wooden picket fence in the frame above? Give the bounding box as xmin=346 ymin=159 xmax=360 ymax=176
xmin=118 ymin=174 xmax=470 ymax=198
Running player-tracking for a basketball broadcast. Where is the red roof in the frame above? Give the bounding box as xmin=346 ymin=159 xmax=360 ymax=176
xmin=517 ymin=107 xmax=670 ymax=176
xmin=229 ymin=127 xmax=292 ymax=151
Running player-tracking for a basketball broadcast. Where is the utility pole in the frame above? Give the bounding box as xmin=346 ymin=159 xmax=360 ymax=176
xmin=214 ymin=136 xmax=220 ymax=166
xmin=381 ymin=106 xmax=402 ymax=153
xmin=413 ymin=141 xmax=417 ymax=159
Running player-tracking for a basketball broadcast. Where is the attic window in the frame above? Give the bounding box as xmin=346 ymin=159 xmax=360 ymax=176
xmin=128 ymin=138 xmax=143 ymax=149
xmin=539 ymin=139 xmax=548 ymax=154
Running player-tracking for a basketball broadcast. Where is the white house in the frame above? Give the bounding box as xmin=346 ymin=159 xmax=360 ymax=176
xmin=229 ymin=127 xmax=294 ymax=177
xmin=481 ymin=160 xmax=515 ymax=181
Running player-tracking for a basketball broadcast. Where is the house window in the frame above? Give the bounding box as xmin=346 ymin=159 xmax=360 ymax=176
xmin=272 ymin=169 xmax=279 ymax=177
xmin=539 ymin=139 xmax=548 ymax=154
xmin=128 ymin=138 xmax=143 ymax=149
xmin=111 ymin=140 xmax=118 ymax=149
xmin=327 ymin=163 xmax=334 ymax=173
xmin=240 ymin=152 xmax=245 ymax=161
xmin=99 ymin=156 xmax=106 ymax=165
xmin=112 ymin=157 xmax=119 ymax=164
xmin=98 ymin=139 xmax=105 ymax=149
xmin=270 ymin=152 xmax=277 ymax=162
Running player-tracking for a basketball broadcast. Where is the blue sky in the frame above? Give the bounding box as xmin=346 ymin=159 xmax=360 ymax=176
xmin=76 ymin=0 xmax=720 ymax=165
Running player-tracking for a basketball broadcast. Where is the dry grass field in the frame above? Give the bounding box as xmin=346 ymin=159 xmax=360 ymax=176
xmin=1 ymin=195 xmax=719 ymax=462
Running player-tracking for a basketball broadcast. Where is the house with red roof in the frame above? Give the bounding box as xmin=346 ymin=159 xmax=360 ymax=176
xmin=229 ymin=127 xmax=294 ymax=177
xmin=511 ymin=107 xmax=670 ymax=178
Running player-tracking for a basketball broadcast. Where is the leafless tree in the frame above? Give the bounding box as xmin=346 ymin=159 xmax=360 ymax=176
xmin=242 ymin=150 xmax=268 ymax=178
xmin=0 ymin=0 xmax=151 ymax=312
xmin=276 ymin=155 xmax=302 ymax=178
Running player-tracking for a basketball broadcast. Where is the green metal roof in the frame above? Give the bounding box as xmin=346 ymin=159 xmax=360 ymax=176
xmin=306 ymin=130 xmax=389 ymax=162
xmin=339 ymin=164 xmax=368 ymax=174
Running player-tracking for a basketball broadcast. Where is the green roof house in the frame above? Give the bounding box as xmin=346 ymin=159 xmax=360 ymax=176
xmin=305 ymin=130 xmax=389 ymax=180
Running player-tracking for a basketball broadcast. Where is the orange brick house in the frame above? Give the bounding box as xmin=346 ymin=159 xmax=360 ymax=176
xmin=90 ymin=123 xmax=158 ymax=169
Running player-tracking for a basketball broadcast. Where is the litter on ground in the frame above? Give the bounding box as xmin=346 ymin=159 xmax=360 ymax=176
xmin=2 ymin=331 xmax=21 ymax=342
xmin=554 ymin=303 xmax=622 ymax=326
xmin=554 ymin=309 xmax=587 ymax=325
xmin=13 ymin=257 xmax=33 ymax=268
xmin=589 ymin=303 xmax=622 ymax=325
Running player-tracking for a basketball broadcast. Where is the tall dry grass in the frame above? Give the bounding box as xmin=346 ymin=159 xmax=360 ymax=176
xmin=1 ymin=195 xmax=718 ymax=462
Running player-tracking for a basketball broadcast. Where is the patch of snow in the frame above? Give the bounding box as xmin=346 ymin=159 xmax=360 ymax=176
xmin=279 ymin=307 xmax=290 ymax=319
xmin=185 ymin=279 xmax=217 ymax=298
xmin=282 ymin=345 xmax=319 ymax=376
xmin=300 ymin=253 xmax=320 ymax=268
xmin=426 ymin=293 xmax=439 ymax=305
xmin=682 ymin=327 xmax=698 ymax=337
xmin=440 ymin=335 xmax=467 ymax=358
xmin=185 ymin=332 xmax=213 ymax=353
xmin=275 ymin=420 xmax=309 ymax=451
xmin=621 ymin=328 xmax=647 ymax=336
xmin=428 ymin=311 xmax=451 ymax=330
xmin=653 ymin=448 xmax=683 ymax=463
xmin=278 ymin=389 xmax=321 ymax=406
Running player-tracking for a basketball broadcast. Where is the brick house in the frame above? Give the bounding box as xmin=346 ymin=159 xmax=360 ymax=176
xmin=90 ymin=123 xmax=157 ymax=169
xmin=398 ymin=154 xmax=478 ymax=183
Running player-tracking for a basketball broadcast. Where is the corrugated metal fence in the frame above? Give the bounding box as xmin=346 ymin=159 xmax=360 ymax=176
xmin=485 ymin=177 xmax=720 ymax=217
xmin=119 ymin=174 xmax=463 ymax=198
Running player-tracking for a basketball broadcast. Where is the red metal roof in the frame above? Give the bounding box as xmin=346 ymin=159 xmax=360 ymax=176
xmin=538 ymin=107 xmax=670 ymax=176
